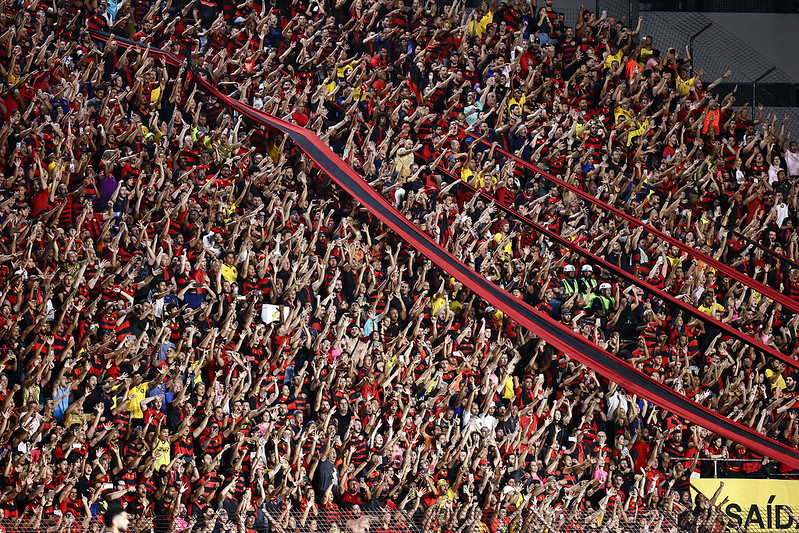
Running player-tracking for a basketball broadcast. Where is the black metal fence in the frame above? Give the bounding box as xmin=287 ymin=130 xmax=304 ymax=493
xmin=641 ymin=0 xmax=799 ymax=12
xmin=593 ymin=0 xmax=640 ymax=26
xmin=587 ymin=6 xmax=799 ymax=132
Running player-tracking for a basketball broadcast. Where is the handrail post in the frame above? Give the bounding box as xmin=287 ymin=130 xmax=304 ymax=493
xmin=688 ymin=22 xmax=712 ymax=66
xmin=628 ymin=0 xmax=632 ymax=29
xmin=752 ymin=66 xmax=777 ymax=120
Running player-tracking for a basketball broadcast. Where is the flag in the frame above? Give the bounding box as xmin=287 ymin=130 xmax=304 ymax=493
xmin=261 ymin=304 xmax=288 ymax=324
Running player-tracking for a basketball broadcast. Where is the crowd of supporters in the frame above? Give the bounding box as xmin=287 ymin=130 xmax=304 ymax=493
xmin=0 ymin=0 xmax=798 ymax=531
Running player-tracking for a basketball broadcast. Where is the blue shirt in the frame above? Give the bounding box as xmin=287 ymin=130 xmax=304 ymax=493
xmin=148 ymin=383 xmax=175 ymax=414
xmin=364 ymin=317 xmax=380 ymax=337
xmin=53 ymin=386 xmax=70 ymax=422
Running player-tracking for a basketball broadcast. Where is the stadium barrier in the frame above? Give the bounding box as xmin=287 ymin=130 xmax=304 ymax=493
xmin=692 ymin=478 xmax=799 ymax=532
xmin=21 ymin=504 xmax=799 ymax=533
xmin=0 ymin=507 xmax=687 ymax=533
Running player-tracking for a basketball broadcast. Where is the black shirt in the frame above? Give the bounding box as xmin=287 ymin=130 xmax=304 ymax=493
xmin=331 ymin=409 xmax=352 ymax=439
xmin=194 ymin=0 xmax=218 ymax=29
xmin=314 ymin=459 xmax=336 ymax=493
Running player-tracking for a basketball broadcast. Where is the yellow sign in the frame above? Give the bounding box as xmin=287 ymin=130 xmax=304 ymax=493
xmin=692 ymin=479 xmax=799 ymax=531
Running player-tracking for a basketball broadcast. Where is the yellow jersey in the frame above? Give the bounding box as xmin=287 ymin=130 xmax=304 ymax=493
xmin=221 ymin=263 xmax=239 ymax=283
xmin=493 ymin=232 xmax=513 ymax=260
xmin=677 ymin=76 xmax=695 ymax=96
xmin=127 ymin=384 xmax=147 ymax=419
xmin=154 ymin=438 xmax=171 ymax=470
xmin=468 ymin=10 xmax=494 ymax=37
xmin=508 ymin=94 xmax=526 ymax=115
xmin=604 ymin=50 xmax=623 ymax=69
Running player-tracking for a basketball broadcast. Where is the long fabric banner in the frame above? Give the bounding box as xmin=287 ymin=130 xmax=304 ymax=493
xmin=464 ymin=134 xmax=799 ymax=316
xmin=421 ymin=154 xmax=799 ymax=370
xmin=87 ymin=30 xmax=799 ymax=469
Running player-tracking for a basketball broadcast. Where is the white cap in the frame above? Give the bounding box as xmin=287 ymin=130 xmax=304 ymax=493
xmin=563 ymin=265 xmax=576 ymax=272
xmin=599 ymin=283 xmax=612 ymax=290
xmin=581 ymin=265 xmax=593 ymax=272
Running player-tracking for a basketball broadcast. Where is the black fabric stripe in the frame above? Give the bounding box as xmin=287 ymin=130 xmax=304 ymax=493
xmin=88 ymin=29 xmax=799 ymax=469
xmin=464 ymin=132 xmax=799 ymax=316
xmin=420 ymin=157 xmax=798 ymax=370
xmin=248 ymin=109 xmax=799 ymax=469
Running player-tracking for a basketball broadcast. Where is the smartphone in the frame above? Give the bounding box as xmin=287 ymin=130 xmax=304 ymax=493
xmin=601 ymin=9 xmax=607 ymax=16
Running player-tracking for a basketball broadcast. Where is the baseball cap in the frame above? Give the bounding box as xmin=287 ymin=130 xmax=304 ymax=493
xmin=599 ymin=283 xmax=612 ymax=290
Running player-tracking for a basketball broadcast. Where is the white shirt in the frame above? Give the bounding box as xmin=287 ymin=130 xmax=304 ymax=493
xmin=784 ymin=149 xmax=799 ymax=176
xmin=768 ymin=164 xmax=781 ymax=185
xmin=19 ymin=411 xmax=42 ymax=438
xmin=202 ymin=232 xmax=223 ymax=256
xmin=474 ymin=412 xmax=497 ymax=431
xmin=606 ymin=390 xmax=629 ymax=420
xmin=776 ymin=203 xmax=790 ymax=227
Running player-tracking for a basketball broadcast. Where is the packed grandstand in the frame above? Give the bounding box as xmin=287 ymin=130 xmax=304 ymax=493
xmin=0 ymin=0 xmax=798 ymax=531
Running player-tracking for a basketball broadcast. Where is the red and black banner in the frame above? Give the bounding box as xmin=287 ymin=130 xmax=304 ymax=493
xmin=465 ymin=133 xmax=799 ymax=316
xmin=88 ymin=30 xmax=799 ymax=469
xmin=422 ymin=156 xmax=799 ymax=371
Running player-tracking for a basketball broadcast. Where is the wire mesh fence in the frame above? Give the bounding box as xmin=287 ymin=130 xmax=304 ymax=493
xmin=0 ymin=508 xmax=423 ymax=533
xmin=264 ymin=507 xmax=421 ymax=533
xmin=589 ymin=0 xmax=640 ymax=25
xmin=588 ymin=1 xmax=794 ymax=85
xmin=4 ymin=502 xmax=799 ymax=533
xmin=639 ymin=0 xmax=799 ymax=12
xmin=0 ymin=507 xmax=681 ymax=533
xmin=628 ymin=10 xmax=790 ymax=82
xmin=591 ymin=6 xmax=799 ymax=134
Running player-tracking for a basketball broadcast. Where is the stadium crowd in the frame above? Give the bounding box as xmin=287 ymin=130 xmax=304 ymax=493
xmin=0 ymin=0 xmax=798 ymax=531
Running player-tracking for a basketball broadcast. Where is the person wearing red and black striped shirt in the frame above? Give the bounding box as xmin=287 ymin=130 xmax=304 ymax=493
xmin=558 ymin=27 xmax=578 ymax=64
xmin=346 ymin=418 xmax=369 ymax=467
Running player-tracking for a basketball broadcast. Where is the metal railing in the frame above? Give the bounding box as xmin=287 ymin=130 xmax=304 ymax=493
xmin=6 ymin=502 xmax=799 ymax=533
xmin=0 ymin=507 xmax=682 ymax=533
xmin=0 ymin=508 xmax=423 ymax=533
xmin=694 ymin=457 xmax=799 ymax=478
xmin=639 ymin=0 xmax=799 ymax=12
xmin=688 ymin=21 xmax=713 ymax=61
